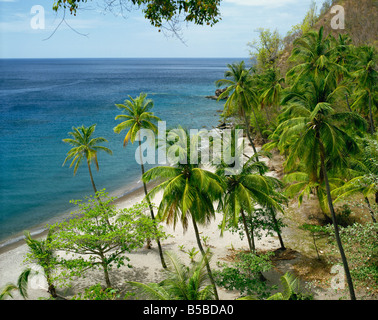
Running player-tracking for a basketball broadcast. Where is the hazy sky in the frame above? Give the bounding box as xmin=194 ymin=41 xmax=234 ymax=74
xmin=0 ymin=0 xmax=327 ymax=58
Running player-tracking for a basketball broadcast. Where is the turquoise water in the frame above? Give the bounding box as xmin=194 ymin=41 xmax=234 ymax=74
xmin=0 ymin=58 xmax=244 ymax=244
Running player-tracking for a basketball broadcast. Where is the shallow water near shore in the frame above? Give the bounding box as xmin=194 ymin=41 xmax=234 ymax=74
xmin=0 ymin=57 xmax=245 ymax=246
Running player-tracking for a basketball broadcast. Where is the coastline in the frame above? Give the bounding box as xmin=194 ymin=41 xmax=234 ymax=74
xmin=0 ymin=140 xmax=353 ymax=300
xmin=0 ymin=179 xmax=159 ymax=255
xmin=0 ymin=139 xmax=276 ymax=300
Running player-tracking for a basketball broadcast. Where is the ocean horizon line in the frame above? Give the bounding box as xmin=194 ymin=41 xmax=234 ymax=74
xmin=0 ymin=57 xmax=249 ymax=60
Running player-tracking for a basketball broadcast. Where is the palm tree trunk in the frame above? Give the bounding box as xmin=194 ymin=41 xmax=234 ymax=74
xmin=312 ymin=232 xmax=321 ymax=260
xmin=249 ymin=105 xmax=266 ymax=144
xmin=368 ymin=91 xmax=375 ymax=134
xmin=364 ymin=197 xmax=377 ymax=223
xmin=138 ymin=139 xmax=167 ymax=269
xmin=319 ymin=141 xmax=356 ymax=300
xmin=87 ymin=160 xmax=112 ymax=227
xmin=265 ymin=106 xmax=271 ymax=124
xmin=87 ymin=161 xmax=98 ymax=195
xmin=240 ymin=209 xmax=255 ymax=253
xmin=345 ymin=94 xmax=352 ymax=112
xmin=242 ymin=111 xmax=259 ymax=162
xmin=269 ymin=208 xmax=285 ymax=250
xmin=191 ymin=215 xmax=219 ymax=300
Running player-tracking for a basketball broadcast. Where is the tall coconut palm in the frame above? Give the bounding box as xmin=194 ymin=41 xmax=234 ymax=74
xmin=275 ymin=72 xmax=350 ymax=218
xmin=63 ymin=124 xmax=112 ymax=196
xmin=216 ymin=61 xmax=265 ymax=154
xmin=279 ymin=95 xmax=366 ymax=300
xmin=351 ymin=46 xmax=377 ymax=134
xmin=113 ymin=93 xmax=167 ymax=269
xmin=142 ymin=130 xmax=225 ymax=300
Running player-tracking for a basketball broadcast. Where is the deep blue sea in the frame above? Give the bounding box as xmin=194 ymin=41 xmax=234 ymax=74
xmin=0 ymin=58 xmax=244 ymax=245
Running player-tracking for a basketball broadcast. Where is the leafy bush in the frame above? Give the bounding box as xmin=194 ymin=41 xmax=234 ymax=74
xmin=72 ymin=284 xmax=121 ymax=300
xmin=214 ymin=252 xmax=275 ymax=299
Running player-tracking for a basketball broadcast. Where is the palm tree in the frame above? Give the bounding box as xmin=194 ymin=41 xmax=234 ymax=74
xmin=62 ymin=124 xmax=112 ymax=197
xmin=142 ymin=130 xmax=225 ymax=300
xmin=238 ymin=272 xmax=312 ymax=300
xmin=331 ymin=136 xmax=378 ymax=223
xmin=351 ymin=46 xmax=377 ymax=134
xmin=329 ymin=33 xmax=353 ymax=70
xmin=113 ymin=93 xmax=167 ymax=269
xmin=23 ymin=230 xmax=58 ymax=298
xmin=216 ymin=154 xmax=285 ymax=253
xmin=283 ymin=169 xmax=344 ymax=219
xmin=287 ymin=27 xmax=339 ymax=81
xmin=216 ymin=61 xmax=265 ymax=155
xmin=278 ymin=95 xmax=366 ymax=300
xmin=256 ymin=67 xmax=284 ymax=124
xmin=128 ymin=251 xmax=215 ymax=300
xmin=275 ymin=71 xmax=351 ymax=218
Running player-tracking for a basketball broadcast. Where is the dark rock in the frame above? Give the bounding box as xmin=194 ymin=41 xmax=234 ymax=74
xmin=205 ymin=87 xmax=228 ymax=100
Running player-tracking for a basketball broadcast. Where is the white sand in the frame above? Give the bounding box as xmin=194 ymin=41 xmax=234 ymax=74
xmin=0 ymin=142 xmax=285 ymax=300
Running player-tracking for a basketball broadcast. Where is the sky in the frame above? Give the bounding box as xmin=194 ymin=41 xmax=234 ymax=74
xmin=0 ymin=0 xmax=327 ymax=58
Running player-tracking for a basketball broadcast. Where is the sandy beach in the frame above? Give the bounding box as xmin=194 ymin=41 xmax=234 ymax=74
xmin=0 ymin=141 xmax=336 ymax=300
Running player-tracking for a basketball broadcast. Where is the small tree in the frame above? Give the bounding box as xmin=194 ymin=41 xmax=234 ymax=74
xmin=214 ymin=252 xmax=275 ymax=299
xmin=247 ymin=28 xmax=284 ymax=72
xmin=221 ymin=207 xmax=286 ymax=252
xmin=299 ymin=224 xmax=326 ymax=260
xmin=50 ymin=191 xmax=167 ymax=288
